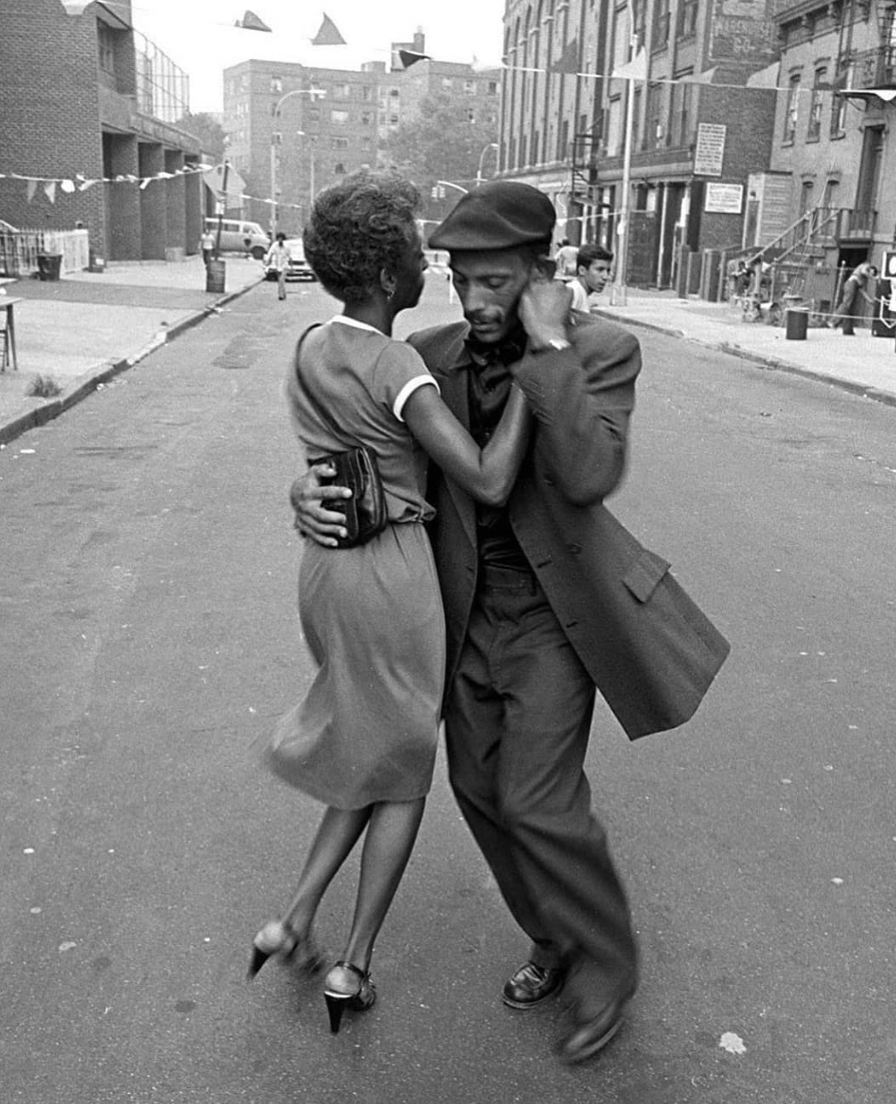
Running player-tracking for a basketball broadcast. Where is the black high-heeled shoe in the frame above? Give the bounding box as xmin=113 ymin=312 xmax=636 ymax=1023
xmin=323 ymin=961 xmax=376 ymax=1034
xmin=247 ymin=920 xmax=325 ymax=981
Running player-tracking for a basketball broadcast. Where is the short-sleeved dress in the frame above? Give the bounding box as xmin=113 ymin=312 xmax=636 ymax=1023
xmin=263 ymin=316 xmax=446 ymax=809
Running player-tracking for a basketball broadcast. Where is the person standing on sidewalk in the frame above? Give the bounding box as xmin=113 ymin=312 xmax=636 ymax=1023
xmin=200 ymin=227 xmax=215 ymax=267
xmin=265 ymin=232 xmax=291 ymax=301
xmin=831 ymin=261 xmax=879 ymax=335
xmin=569 ymin=243 xmax=613 ymax=312
xmin=292 ymin=181 xmax=729 ymax=1064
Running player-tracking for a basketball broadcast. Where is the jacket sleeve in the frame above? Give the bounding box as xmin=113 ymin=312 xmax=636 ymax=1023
xmin=509 ymin=322 xmax=641 ymax=505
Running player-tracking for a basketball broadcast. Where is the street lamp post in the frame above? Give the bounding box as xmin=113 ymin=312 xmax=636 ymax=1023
xmin=270 ymin=86 xmax=326 ymax=236
xmin=476 ymin=142 xmax=499 ymax=186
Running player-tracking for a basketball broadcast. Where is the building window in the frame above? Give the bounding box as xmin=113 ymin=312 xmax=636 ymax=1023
xmin=361 ymin=111 xmax=372 ymax=125
xmin=361 ymin=86 xmax=373 ymax=101
xmin=332 ymin=136 xmax=349 ymax=149
xmin=270 ymin=76 xmax=282 ymax=93
xmin=331 ymin=109 xmax=349 ymax=125
xmin=830 ymin=65 xmax=849 ymax=135
xmin=333 ymin=83 xmax=351 ymax=100
xmin=807 ymin=68 xmax=826 ymax=141
xmin=670 ymin=76 xmax=692 ymax=146
xmin=487 ymin=80 xmax=499 ymax=94
xmin=464 ymin=79 xmax=476 ymax=92
xmin=783 ymin=73 xmax=800 ymax=143
xmin=98 ymin=23 xmax=116 ymax=74
xmin=678 ymin=0 xmax=698 ymax=38
xmin=442 ymin=78 xmax=454 ymax=89
xmin=646 ymin=82 xmax=663 ymax=148
xmin=652 ymin=0 xmax=671 ymax=48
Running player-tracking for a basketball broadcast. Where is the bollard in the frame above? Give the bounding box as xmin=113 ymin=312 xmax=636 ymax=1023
xmin=785 ymin=307 xmax=809 ymax=341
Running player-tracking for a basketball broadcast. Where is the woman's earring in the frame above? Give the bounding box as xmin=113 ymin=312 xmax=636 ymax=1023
xmin=385 ymin=287 xmax=394 ymax=301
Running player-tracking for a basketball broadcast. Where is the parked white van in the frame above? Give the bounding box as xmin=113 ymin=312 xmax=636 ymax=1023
xmin=203 ymin=218 xmax=270 ymax=260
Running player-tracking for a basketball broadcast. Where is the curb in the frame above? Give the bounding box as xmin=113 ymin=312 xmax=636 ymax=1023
xmin=596 ymin=309 xmax=896 ymax=410
xmin=0 ymin=277 xmax=263 ymax=447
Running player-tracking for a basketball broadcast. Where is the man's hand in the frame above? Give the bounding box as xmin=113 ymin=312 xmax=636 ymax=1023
xmin=290 ymin=463 xmax=352 ymax=547
xmin=519 ymin=265 xmax=573 ymax=351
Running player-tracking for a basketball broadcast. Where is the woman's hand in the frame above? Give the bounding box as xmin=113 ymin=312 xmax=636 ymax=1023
xmin=290 ymin=463 xmax=352 ymax=547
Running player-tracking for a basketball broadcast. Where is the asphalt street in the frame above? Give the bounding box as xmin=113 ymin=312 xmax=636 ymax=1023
xmin=1 ymin=276 xmax=894 ymax=1103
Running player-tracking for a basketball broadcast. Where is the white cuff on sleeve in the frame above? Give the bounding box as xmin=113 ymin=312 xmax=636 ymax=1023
xmin=393 ymin=375 xmax=440 ymax=422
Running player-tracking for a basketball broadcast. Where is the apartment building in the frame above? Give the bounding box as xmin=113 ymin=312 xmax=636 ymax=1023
xmin=224 ymin=59 xmax=382 ymax=234
xmin=222 ymin=34 xmax=500 ymax=234
xmin=764 ymin=0 xmax=895 ymax=276
xmin=0 ymin=0 xmax=205 ymax=262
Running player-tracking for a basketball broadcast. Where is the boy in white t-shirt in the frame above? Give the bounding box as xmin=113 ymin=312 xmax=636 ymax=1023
xmin=569 ymin=244 xmax=613 ymax=312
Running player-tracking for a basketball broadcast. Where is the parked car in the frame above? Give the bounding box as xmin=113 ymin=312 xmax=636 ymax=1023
xmin=203 ymin=217 xmax=270 ymax=260
xmin=263 ymin=237 xmax=316 ymax=282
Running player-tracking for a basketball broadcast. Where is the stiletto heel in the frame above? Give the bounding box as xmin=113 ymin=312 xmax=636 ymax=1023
xmin=325 ymin=993 xmax=348 ymax=1034
xmin=323 ymin=961 xmax=376 ymax=1035
xmin=248 ymin=920 xmax=325 ymax=981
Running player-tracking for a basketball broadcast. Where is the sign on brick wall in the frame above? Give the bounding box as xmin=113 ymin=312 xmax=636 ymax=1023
xmin=694 ymin=124 xmax=726 ymax=177
xmin=709 ymin=0 xmax=776 ymax=66
xmin=704 ymin=183 xmax=744 ymax=214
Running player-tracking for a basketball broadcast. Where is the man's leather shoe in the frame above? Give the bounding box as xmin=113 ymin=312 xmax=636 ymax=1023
xmin=502 ymin=961 xmax=565 ymax=1009
xmin=556 ymin=996 xmax=627 ymax=1064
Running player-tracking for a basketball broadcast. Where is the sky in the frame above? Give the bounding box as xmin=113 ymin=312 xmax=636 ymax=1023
xmin=128 ymin=0 xmax=507 ymax=114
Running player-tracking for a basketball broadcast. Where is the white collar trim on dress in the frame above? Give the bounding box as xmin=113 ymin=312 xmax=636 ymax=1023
xmin=329 ymin=315 xmax=382 ymax=335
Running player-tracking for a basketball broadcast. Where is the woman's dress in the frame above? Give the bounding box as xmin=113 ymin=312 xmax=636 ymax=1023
xmin=264 ymin=316 xmax=445 ymax=809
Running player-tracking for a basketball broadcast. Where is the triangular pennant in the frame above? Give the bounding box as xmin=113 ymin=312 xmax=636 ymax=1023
xmin=312 ymin=13 xmax=346 ymax=46
xmin=60 ymin=179 xmax=76 ymax=193
xmin=26 ymin=179 xmax=38 ymax=203
xmin=44 ymin=180 xmax=57 ymax=203
xmin=236 ymin=10 xmax=271 ymax=32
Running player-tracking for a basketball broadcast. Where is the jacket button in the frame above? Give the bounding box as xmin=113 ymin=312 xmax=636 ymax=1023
xmin=544 ymin=476 xmax=555 ymax=485
xmin=568 ymin=543 xmax=582 ymax=554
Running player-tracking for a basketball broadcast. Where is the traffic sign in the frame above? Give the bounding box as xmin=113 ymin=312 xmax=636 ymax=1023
xmin=882 ymin=250 xmax=896 ymax=282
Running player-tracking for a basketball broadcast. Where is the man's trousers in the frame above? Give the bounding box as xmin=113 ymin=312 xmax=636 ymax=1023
xmin=443 ymin=565 xmax=638 ymax=1010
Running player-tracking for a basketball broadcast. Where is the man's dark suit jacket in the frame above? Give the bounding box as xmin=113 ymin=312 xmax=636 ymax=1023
xmin=408 ymin=313 xmax=730 ymax=740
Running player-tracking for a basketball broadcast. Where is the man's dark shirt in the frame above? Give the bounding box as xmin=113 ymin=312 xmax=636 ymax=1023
xmin=465 ymin=326 xmax=532 ymax=572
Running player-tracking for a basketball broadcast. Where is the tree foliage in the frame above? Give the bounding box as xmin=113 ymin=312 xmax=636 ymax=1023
xmin=386 ymin=93 xmax=497 ymax=192
xmin=177 ymin=112 xmax=227 ymax=161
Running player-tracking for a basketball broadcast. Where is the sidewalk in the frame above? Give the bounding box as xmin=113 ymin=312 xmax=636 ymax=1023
xmin=0 ymin=255 xmax=263 ymax=445
xmin=594 ymin=290 xmax=896 ymax=407
xmin=1 ymin=267 xmax=895 ymax=448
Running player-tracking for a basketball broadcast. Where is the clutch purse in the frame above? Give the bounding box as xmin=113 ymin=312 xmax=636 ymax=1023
xmin=319 ymin=446 xmax=387 ymax=548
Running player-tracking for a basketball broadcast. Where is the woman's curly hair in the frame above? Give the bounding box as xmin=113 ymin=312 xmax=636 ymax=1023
xmin=304 ymin=170 xmax=421 ymax=303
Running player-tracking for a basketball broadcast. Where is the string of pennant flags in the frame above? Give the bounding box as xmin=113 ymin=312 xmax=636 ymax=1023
xmin=0 ymin=164 xmax=314 ymax=214
xmin=0 ymin=162 xmax=216 ymax=204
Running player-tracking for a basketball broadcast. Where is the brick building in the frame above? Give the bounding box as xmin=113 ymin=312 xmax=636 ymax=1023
xmin=764 ymin=0 xmax=895 ymax=278
xmin=0 ymin=0 xmax=205 ymax=262
xmin=222 ymin=33 xmax=501 ymax=234
xmin=224 ymin=59 xmax=382 ymax=235
xmin=499 ymin=0 xmax=779 ymax=290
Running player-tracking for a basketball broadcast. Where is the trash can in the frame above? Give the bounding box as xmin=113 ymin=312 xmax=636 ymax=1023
xmin=785 ymin=307 xmax=809 ymax=341
xmin=205 ymin=258 xmax=226 ymax=294
xmin=36 ymin=253 xmax=62 ymax=281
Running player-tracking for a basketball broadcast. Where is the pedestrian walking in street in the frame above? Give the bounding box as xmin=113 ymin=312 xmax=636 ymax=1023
xmin=250 ymin=171 xmax=531 ymax=1036
xmin=569 ymin=243 xmax=613 ymax=312
xmin=264 ymin=232 xmax=290 ymax=301
xmin=830 ymin=261 xmax=879 ymax=334
xmin=293 ymin=181 xmax=730 ymax=1063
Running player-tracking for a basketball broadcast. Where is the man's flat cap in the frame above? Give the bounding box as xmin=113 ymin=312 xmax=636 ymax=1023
xmin=428 ymin=182 xmax=555 ymax=251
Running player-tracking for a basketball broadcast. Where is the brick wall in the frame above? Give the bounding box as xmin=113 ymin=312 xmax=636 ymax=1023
xmin=0 ymin=0 xmax=108 ymax=254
